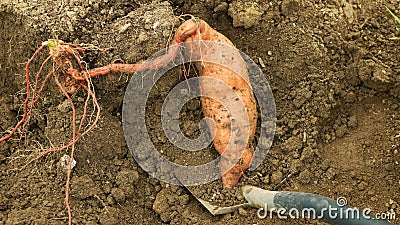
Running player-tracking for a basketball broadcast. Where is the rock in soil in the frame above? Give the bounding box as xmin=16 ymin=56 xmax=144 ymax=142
xmin=228 ymin=0 xmax=264 ymax=29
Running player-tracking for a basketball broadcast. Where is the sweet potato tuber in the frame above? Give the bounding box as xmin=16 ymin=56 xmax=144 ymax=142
xmin=11 ymin=18 xmax=257 ymax=189
xmin=172 ymin=19 xmax=258 ymax=189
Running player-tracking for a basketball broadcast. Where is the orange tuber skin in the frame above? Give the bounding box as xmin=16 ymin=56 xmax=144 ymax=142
xmin=172 ymin=19 xmax=258 ymax=189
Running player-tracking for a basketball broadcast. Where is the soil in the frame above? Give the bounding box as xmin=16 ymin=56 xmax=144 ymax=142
xmin=0 ymin=0 xmax=399 ymax=225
